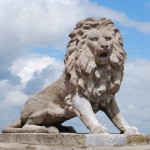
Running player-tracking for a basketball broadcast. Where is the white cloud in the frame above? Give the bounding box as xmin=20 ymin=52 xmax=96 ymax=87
xmin=0 ymin=0 xmax=150 ymax=55
xmin=119 ymin=59 xmax=150 ymax=104
xmin=10 ymin=55 xmax=63 ymax=86
xmin=5 ymin=89 xmax=27 ymax=106
xmin=0 ymin=80 xmax=28 ymax=108
xmin=0 ymin=0 xmax=150 ymax=75
xmin=116 ymin=59 xmax=150 ymax=133
xmin=1 ymin=54 xmax=64 ymax=107
xmin=0 ymin=55 xmax=64 ymax=129
xmin=0 ymin=0 xmax=84 ymax=52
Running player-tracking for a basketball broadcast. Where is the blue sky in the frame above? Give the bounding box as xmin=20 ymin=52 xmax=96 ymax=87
xmin=0 ymin=0 xmax=150 ymax=134
xmin=32 ymin=0 xmax=150 ymax=60
xmin=91 ymin=0 xmax=150 ymax=21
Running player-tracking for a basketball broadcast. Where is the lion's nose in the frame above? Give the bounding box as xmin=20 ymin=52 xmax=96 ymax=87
xmin=101 ymin=44 xmax=108 ymax=49
xmin=99 ymin=38 xmax=108 ymax=49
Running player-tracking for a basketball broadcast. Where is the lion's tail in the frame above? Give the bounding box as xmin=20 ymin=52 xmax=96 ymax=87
xmin=2 ymin=119 xmax=23 ymax=133
xmin=2 ymin=120 xmax=49 ymax=133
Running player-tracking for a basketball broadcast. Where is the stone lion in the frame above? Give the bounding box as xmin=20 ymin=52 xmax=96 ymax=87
xmin=2 ymin=18 xmax=138 ymax=134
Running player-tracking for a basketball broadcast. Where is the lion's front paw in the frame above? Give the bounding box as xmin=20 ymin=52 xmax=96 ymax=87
xmin=124 ymin=127 xmax=139 ymax=135
xmin=91 ymin=125 xmax=109 ymax=134
xmin=47 ymin=126 xmax=59 ymax=134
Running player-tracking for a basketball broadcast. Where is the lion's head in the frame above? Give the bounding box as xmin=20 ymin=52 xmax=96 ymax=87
xmin=64 ymin=18 xmax=126 ymax=110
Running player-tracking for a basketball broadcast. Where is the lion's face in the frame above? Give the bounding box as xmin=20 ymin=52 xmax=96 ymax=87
xmin=86 ymin=28 xmax=113 ymax=65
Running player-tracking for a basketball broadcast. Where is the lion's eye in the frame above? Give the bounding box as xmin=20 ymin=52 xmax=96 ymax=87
xmin=105 ymin=37 xmax=112 ymax=41
xmin=83 ymin=25 xmax=91 ymax=30
xmin=90 ymin=37 xmax=98 ymax=41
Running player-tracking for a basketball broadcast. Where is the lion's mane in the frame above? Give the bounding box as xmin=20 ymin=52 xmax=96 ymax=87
xmin=64 ymin=18 xmax=126 ymax=111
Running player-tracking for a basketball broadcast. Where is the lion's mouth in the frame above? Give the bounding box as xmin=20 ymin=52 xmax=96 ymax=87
xmin=96 ymin=52 xmax=109 ymax=65
xmin=99 ymin=52 xmax=108 ymax=58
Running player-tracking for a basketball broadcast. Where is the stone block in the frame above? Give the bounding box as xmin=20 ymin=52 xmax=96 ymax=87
xmin=0 ymin=133 xmax=149 ymax=147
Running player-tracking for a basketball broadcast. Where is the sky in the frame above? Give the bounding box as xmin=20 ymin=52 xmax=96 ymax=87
xmin=0 ymin=0 xmax=150 ymax=134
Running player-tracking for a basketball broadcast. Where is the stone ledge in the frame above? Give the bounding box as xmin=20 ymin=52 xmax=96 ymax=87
xmin=0 ymin=133 xmax=149 ymax=147
xmin=1 ymin=143 xmax=150 ymax=150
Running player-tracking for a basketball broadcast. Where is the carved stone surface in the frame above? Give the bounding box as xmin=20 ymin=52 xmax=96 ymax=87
xmin=0 ymin=133 xmax=149 ymax=147
xmin=2 ymin=18 xmax=138 ymax=134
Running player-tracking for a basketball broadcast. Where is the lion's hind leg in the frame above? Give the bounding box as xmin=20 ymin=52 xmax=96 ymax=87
xmin=22 ymin=108 xmax=60 ymax=133
xmin=23 ymin=107 xmax=71 ymax=133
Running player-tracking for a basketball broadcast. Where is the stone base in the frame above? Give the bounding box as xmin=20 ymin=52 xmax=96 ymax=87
xmin=0 ymin=133 xmax=149 ymax=147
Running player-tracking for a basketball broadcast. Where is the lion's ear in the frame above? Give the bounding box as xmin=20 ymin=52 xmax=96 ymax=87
xmin=114 ymin=29 xmax=123 ymax=47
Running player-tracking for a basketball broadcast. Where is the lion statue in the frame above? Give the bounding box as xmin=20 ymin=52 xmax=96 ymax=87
xmin=2 ymin=18 xmax=138 ymax=134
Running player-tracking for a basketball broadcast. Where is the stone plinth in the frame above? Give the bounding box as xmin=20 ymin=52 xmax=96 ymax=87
xmin=0 ymin=133 xmax=149 ymax=147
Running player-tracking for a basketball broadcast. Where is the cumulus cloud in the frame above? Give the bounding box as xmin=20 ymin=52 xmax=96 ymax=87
xmin=0 ymin=80 xmax=28 ymax=108
xmin=115 ymin=59 xmax=150 ymax=133
xmin=10 ymin=55 xmax=64 ymax=86
xmin=1 ymin=0 xmax=150 ymax=78
xmin=0 ymin=54 xmax=64 ymax=107
xmin=0 ymin=0 xmax=84 ymax=53
xmin=0 ymin=0 xmax=150 ymax=74
xmin=0 ymin=0 xmax=150 ymax=54
xmin=0 ymin=54 xmax=64 ymax=130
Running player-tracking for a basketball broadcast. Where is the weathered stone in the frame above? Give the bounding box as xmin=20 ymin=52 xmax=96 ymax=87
xmin=0 ymin=133 xmax=85 ymax=146
xmin=126 ymin=134 xmax=150 ymax=145
xmin=0 ymin=133 xmax=149 ymax=147
xmin=2 ymin=18 xmax=138 ymax=135
xmin=1 ymin=144 xmax=150 ymax=150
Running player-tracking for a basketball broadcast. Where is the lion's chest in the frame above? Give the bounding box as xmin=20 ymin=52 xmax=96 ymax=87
xmin=78 ymin=66 xmax=114 ymax=109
